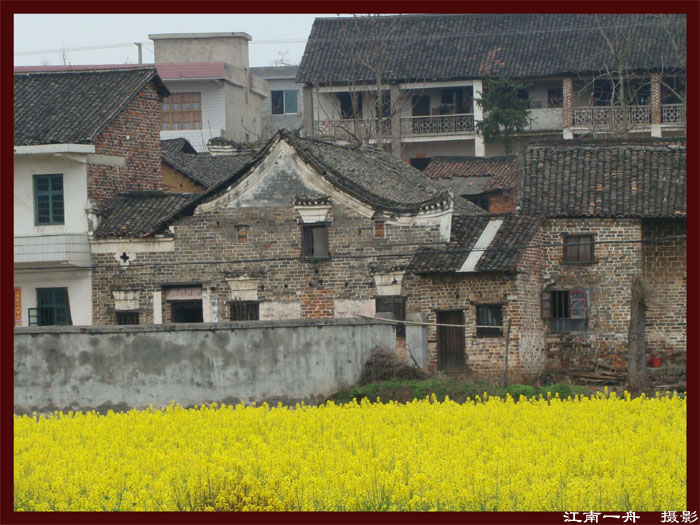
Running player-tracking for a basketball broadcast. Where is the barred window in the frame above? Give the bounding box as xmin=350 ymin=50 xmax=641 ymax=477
xmin=30 ymin=288 xmax=71 ymax=326
xmin=230 ymin=301 xmax=259 ymax=321
xmin=116 ymin=311 xmax=139 ymax=325
xmin=542 ymin=290 xmax=588 ymax=333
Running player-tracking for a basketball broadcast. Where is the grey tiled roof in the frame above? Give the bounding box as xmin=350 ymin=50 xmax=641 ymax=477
xmin=161 ymin=151 xmax=255 ymax=188
xmin=453 ymin=197 xmax=490 ymax=216
xmin=99 ymin=130 xmax=452 ymax=239
xmin=410 ymin=213 xmax=541 ymax=274
xmin=425 ymin=156 xmax=517 ymax=196
xmin=519 ymin=143 xmax=686 ymax=218
xmin=95 ymin=191 xmax=199 ymax=238
xmin=424 ymin=156 xmax=516 ymax=179
xmin=288 ymin=134 xmax=450 ymax=213
xmin=14 ymin=67 xmax=169 ymax=146
xmin=161 ymin=138 xmax=197 ymax=154
xmin=297 ymin=14 xmax=685 ymax=84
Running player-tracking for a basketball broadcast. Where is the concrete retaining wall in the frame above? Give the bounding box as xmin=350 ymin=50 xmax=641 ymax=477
xmin=14 ymin=319 xmax=395 ymax=413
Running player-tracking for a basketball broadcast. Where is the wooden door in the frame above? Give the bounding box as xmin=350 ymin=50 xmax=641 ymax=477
xmin=437 ymin=310 xmax=465 ymax=372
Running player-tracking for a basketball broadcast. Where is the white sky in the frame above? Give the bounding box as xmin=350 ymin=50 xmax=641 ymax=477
xmin=13 ymin=14 xmax=342 ymax=68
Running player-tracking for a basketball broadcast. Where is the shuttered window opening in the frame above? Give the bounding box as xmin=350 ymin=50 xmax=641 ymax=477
xmin=542 ymin=289 xmax=587 ymax=333
xmin=376 ymin=296 xmax=406 ymax=337
xmin=116 ymin=311 xmax=140 ymax=325
xmin=476 ymin=304 xmax=503 ymax=337
xmin=301 ymin=224 xmax=329 ymax=259
xmin=230 ymin=301 xmax=259 ymax=321
xmin=563 ymin=234 xmax=595 ymax=263
xmin=171 ymin=301 xmax=203 ymax=323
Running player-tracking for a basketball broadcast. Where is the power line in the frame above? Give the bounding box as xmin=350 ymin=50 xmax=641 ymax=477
xmin=14 ymin=42 xmax=141 ymax=56
xmin=13 ymin=235 xmax=686 ymax=273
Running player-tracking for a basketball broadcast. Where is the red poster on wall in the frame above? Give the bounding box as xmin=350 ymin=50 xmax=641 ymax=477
xmin=14 ymin=287 xmax=21 ymax=325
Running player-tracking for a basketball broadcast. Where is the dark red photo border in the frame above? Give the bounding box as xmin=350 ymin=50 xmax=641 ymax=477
xmin=1 ymin=2 xmax=697 ymax=524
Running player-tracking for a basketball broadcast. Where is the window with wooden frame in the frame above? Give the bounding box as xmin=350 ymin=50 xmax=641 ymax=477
xmin=162 ymin=93 xmax=202 ymax=130
xmin=476 ymin=304 xmax=503 ymax=337
xmin=563 ymin=234 xmax=595 ymax=263
xmin=301 ymin=223 xmax=329 ymax=259
xmin=542 ymin=289 xmax=588 ymax=333
xmin=116 ymin=311 xmax=139 ymax=325
xmin=376 ymin=296 xmax=406 ymax=337
xmin=34 ymin=174 xmax=64 ymax=225
xmin=229 ymin=301 xmax=259 ymax=321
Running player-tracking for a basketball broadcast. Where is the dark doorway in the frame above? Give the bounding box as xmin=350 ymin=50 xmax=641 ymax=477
xmin=412 ymin=95 xmax=430 ymax=116
xmin=437 ymin=310 xmax=465 ymax=372
xmin=171 ymin=301 xmax=203 ymax=323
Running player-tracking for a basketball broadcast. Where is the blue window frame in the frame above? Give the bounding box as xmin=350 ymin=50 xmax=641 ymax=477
xmin=34 ymin=174 xmax=64 ymax=225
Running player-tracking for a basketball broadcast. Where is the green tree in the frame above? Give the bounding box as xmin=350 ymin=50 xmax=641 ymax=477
xmin=475 ymin=76 xmax=532 ymax=153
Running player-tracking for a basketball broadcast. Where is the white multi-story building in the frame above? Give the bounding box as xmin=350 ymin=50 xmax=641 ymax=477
xmin=13 ymin=67 xmax=169 ymax=326
xmin=297 ymin=14 xmax=686 ymax=163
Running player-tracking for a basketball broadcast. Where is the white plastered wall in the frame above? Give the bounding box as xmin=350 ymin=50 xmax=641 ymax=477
xmin=159 ymin=80 xmax=226 ymax=152
xmin=14 ymin=269 xmax=93 ymax=326
xmin=14 ymin=154 xmax=89 ymax=236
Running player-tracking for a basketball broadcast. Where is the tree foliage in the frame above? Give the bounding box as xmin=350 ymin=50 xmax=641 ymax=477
xmin=475 ymin=76 xmax=532 ymax=153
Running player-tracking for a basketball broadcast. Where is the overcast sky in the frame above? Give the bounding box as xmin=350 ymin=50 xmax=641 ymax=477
xmin=14 ymin=14 xmax=340 ymax=68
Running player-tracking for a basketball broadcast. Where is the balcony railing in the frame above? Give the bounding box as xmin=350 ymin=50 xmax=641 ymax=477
xmin=14 ymin=233 xmax=91 ymax=266
xmin=662 ymin=104 xmax=685 ymax=125
xmin=573 ymin=105 xmax=651 ymax=130
xmin=573 ymin=104 xmax=686 ymax=131
xmin=313 ymin=118 xmax=391 ymax=142
xmin=400 ymin=113 xmax=475 ymax=136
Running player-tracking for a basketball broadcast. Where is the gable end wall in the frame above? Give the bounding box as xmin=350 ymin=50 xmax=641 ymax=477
xmin=88 ymin=83 xmax=162 ymax=206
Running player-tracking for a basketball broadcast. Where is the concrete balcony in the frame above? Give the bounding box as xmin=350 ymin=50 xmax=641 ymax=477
xmin=14 ymin=233 xmax=92 ymax=267
xmin=527 ymin=108 xmax=563 ymax=131
xmin=572 ymin=104 xmax=685 ymax=133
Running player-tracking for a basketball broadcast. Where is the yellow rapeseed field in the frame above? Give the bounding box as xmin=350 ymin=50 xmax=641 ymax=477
xmin=14 ymin=391 xmax=686 ymax=512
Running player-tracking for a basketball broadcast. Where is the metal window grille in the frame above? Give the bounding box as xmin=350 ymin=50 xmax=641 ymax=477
xmin=32 ymin=287 xmax=71 ymax=326
xmin=116 ymin=311 xmax=140 ymax=325
xmin=230 ymin=302 xmax=259 ymax=321
xmin=550 ymin=290 xmax=587 ymax=333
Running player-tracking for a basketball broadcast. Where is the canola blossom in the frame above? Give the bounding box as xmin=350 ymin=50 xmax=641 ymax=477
xmin=14 ymin=392 xmax=686 ymax=511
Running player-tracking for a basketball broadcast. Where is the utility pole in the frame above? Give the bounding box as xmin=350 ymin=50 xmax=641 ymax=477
xmin=135 ymin=42 xmax=143 ymax=65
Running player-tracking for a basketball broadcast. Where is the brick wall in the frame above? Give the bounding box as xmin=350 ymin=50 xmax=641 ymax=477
xmin=403 ymin=272 xmax=523 ymax=377
xmin=488 ymin=191 xmax=516 ymax=214
xmin=88 ymin=83 xmax=162 ymax=207
xmin=643 ymin=219 xmax=686 ymax=364
xmin=539 ymin=218 xmax=643 ymax=376
xmin=92 ymin=203 xmax=440 ymax=326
